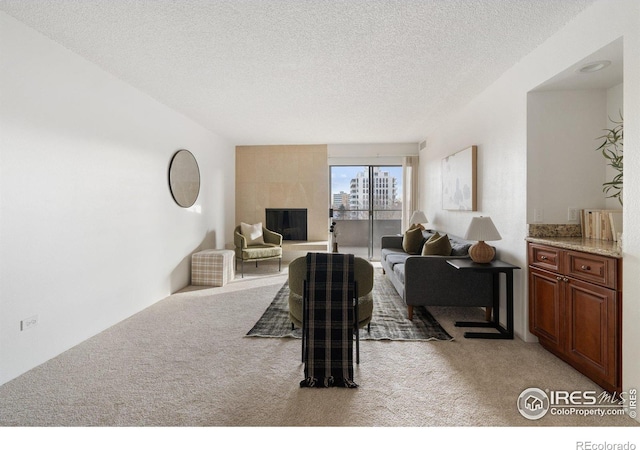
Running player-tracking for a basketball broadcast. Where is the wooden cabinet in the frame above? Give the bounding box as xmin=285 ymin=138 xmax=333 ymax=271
xmin=529 ymin=266 xmax=563 ymax=348
xmin=528 ymin=242 xmax=622 ymax=393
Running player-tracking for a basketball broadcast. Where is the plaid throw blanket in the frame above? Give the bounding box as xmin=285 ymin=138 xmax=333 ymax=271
xmin=300 ymin=252 xmax=358 ymax=388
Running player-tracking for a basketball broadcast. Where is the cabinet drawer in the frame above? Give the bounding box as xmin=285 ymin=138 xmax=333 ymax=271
xmin=529 ymin=244 xmax=562 ymax=272
xmin=565 ymin=251 xmax=617 ymax=289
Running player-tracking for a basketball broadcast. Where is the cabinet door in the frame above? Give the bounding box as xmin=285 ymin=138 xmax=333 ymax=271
xmin=564 ymin=278 xmax=618 ymax=388
xmin=529 ymin=267 xmax=563 ymax=349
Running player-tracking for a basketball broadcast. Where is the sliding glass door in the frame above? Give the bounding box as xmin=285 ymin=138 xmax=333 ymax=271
xmin=330 ymin=166 xmax=402 ymax=260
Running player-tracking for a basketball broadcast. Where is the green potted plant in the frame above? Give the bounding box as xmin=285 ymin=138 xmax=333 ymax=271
xmin=596 ymin=114 xmax=623 ymax=205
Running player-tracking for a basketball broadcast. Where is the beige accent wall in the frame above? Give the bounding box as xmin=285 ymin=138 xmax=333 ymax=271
xmin=236 ymin=145 xmax=328 ymax=241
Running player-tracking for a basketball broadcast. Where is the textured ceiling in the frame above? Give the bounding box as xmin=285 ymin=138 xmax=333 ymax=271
xmin=0 ymin=0 xmax=597 ymax=145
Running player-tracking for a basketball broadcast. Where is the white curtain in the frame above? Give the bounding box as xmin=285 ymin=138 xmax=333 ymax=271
xmin=402 ymin=156 xmax=419 ymax=231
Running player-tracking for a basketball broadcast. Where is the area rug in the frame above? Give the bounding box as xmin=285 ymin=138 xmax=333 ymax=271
xmin=246 ymin=269 xmax=453 ymax=341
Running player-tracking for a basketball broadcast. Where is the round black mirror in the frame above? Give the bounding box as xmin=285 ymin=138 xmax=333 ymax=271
xmin=168 ymin=149 xmax=200 ymax=207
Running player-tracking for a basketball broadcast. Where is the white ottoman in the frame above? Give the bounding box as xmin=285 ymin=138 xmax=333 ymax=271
xmin=191 ymin=249 xmax=235 ymax=286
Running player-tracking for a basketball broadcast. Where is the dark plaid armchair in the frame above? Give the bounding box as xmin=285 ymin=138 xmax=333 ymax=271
xmin=287 ymin=255 xmax=374 ymax=331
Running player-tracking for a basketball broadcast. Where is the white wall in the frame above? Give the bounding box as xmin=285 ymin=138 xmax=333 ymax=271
xmin=527 ymin=89 xmax=608 ymax=224
xmin=421 ymin=72 xmax=529 ymax=336
xmin=419 ymin=0 xmax=639 ymax=408
xmin=606 ymin=83 xmax=624 ymax=210
xmin=0 ymin=13 xmax=235 ymax=385
xmin=327 ymin=143 xmax=418 ymax=166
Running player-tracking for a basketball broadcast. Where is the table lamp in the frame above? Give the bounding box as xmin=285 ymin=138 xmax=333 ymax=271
xmin=464 ymin=216 xmax=501 ymax=263
xmin=409 ymin=210 xmax=429 ymax=230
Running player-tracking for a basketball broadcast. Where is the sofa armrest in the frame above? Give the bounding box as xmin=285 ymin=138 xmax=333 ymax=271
xmin=234 ymin=230 xmax=247 ymax=249
xmin=381 ymin=235 xmax=403 ymax=250
xmin=404 ymin=255 xmax=492 ymax=307
xmin=263 ymin=228 xmax=283 ymax=246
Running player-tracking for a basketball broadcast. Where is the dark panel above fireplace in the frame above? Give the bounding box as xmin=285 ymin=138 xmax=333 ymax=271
xmin=265 ymin=208 xmax=308 ymax=241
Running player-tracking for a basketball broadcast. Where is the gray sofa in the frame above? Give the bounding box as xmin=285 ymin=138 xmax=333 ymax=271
xmin=380 ymin=230 xmax=493 ymax=320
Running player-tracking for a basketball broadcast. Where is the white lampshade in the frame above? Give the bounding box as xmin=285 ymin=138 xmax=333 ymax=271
xmin=409 ymin=210 xmax=429 ymax=225
xmin=465 ymin=216 xmax=501 ymax=263
xmin=464 ymin=216 xmax=502 ymax=242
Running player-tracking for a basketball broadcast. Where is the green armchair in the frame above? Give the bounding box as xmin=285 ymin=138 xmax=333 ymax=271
xmin=234 ymin=225 xmax=283 ymax=277
xmin=288 ymin=254 xmax=374 ymax=364
xmin=287 ymin=255 xmax=374 ymax=331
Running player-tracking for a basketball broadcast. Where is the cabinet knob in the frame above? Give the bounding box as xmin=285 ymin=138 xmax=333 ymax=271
xmin=563 ymin=277 xmax=569 ymax=282
xmin=556 ymin=276 xmax=562 ymax=281
xmin=540 ymin=256 xmax=548 ymax=260
xmin=581 ymin=265 xmax=590 ymax=271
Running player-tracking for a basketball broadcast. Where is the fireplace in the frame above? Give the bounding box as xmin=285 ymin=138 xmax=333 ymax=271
xmin=265 ymin=208 xmax=308 ymax=241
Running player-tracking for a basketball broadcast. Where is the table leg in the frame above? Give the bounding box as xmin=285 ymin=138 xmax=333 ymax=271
xmin=505 ymin=269 xmax=514 ymax=339
xmin=456 ymin=270 xmax=514 ymax=339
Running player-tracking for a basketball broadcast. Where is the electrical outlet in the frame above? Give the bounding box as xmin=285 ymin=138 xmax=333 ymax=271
xmin=568 ymin=207 xmax=579 ymax=222
xmin=533 ymin=208 xmax=544 ymax=223
xmin=20 ymin=315 xmax=38 ymax=331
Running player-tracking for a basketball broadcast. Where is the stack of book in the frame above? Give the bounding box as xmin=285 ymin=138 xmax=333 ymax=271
xmin=581 ymin=209 xmax=622 ymax=241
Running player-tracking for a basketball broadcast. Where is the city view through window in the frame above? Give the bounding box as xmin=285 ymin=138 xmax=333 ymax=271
xmin=330 ymin=166 xmax=403 ymax=259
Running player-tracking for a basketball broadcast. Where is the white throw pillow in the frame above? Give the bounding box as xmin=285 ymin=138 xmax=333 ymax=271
xmin=241 ymin=222 xmax=264 ymax=245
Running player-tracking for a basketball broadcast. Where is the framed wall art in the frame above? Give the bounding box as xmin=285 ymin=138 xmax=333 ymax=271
xmin=441 ymin=145 xmax=477 ymax=211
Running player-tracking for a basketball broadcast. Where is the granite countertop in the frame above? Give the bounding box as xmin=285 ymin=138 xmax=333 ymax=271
xmin=525 ymin=236 xmax=622 ymax=258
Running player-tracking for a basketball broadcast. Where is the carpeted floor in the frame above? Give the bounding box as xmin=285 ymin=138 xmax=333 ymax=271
xmin=0 ymin=266 xmax=637 ymax=432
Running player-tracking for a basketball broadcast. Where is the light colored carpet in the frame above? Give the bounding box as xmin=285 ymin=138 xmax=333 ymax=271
xmin=0 ymin=265 xmax=637 ymax=432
